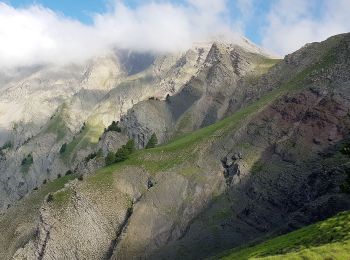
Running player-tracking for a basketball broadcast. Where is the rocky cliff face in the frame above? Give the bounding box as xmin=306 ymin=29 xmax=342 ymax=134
xmin=120 ymin=43 xmax=280 ymax=148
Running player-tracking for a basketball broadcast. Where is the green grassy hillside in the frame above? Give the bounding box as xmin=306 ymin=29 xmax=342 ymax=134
xmin=220 ymin=211 xmax=350 ymax=260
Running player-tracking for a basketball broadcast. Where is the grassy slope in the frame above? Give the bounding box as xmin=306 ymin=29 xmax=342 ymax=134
xmin=61 ymin=120 xmax=104 ymax=164
xmin=220 ymin=211 xmax=350 ymax=260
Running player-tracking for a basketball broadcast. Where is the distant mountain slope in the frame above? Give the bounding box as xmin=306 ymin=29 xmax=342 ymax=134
xmin=2 ymin=33 xmax=350 ymax=259
xmin=0 ymin=40 xmax=274 ymax=213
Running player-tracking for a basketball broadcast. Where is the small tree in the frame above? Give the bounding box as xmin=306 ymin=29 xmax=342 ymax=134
xmin=115 ymin=139 xmax=135 ymax=162
xmin=60 ymin=143 xmax=67 ymax=154
xmin=105 ymin=121 xmax=121 ymax=133
xmin=105 ymin=152 xmax=116 ymax=166
xmin=21 ymin=154 xmax=33 ymax=166
xmin=1 ymin=141 xmax=12 ymax=150
xmin=115 ymin=147 xmax=129 ymax=162
xmin=146 ymin=133 xmax=158 ymax=149
xmin=47 ymin=193 xmax=54 ymax=203
xmin=125 ymin=139 xmax=135 ymax=154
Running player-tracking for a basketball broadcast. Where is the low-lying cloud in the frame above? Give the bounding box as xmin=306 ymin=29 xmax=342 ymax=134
xmin=0 ymin=0 xmax=238 ymax=69
xmin=0 ymin=0 xmax=349 ymax=69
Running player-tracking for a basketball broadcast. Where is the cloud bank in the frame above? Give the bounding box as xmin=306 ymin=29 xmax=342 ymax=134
xmin=261 ymin=0 xmax=350 ymax=55
xmin=0 ymin=0 xmax=349 ymax=68
xmin=0 ymin=0 xmax=238 ymax=69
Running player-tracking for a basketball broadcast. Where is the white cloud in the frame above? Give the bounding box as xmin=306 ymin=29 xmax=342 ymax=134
xmin=1 ymin=0 xmax=348 ymax=68
xmin=236 ymin=0 xmax=254 ymax=19
xmin=262 ymin=0 xmax=350 ymax=56
xmin=0 ymin=0 xmax=240 ymax=69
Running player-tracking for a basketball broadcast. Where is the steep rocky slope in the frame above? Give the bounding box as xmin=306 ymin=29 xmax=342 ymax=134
xmin=120 ymin=43 xmax=280 ymax=147
xmin=1 ymin=33 xmax=349 ymax=259
xmin=0 ymin=40 xmax=274 ymax=213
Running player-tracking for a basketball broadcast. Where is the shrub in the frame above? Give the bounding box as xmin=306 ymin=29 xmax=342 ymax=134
xmin=65 ymin=170 xmax=73 ymax=176
xmin=60 ymin=143 xmax=67 ymax=154
xmin=85 ymin=152 xmax=97 ymax=162
xmin=146 ymin=133 xmax=158 ymax=149
xmin=57 ymin=174 xmax=62 ymax=179
xmin=21 ymin=154 xmax=33 ymax=166
xmin=105 ymin=152 xmax=116 ymax=166
xmin=115 ymin=139 xmax=135 ymax=162
xmin=105 ymin=139 xmax=136 ymax=165
xmin=78 ymin=175 xmax=84 ymax=181
xmin=105 ymin=121 xmax=121 ymax=133
xmin=79 ymin=122 xmax=86 ymax=133
xmin=115 ymin=146 xmax=129 ymax=162
xmin=96 ymin=149 xmax=103 ymax=158
xmin=43 ymin=179 xmax=47 ymax=185
xmin=125 ymin=139 xmax=135 ymax=154
xmin=0 ymin=141 xmax=12 ymax=150
xmin=47 ymin=193 xmax=54 ymax=203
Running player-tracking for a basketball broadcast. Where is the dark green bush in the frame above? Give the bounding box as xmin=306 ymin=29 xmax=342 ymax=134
xmin=105 ymin=139 xmax=136 ymax=165
xmin=115 ymin=139 xmax=135 ymax=162
xmin=85 ymin=152 xmax=97 ymax=162
xmin=105 ymin=121 xmax=121 ymax=133
xmin=146 ymin=133 xmax=158 ymax=149
xmin=125 ymin=139 xmax=135 ymax=154
xmin=47 ymin=193 xmax=54 ymax=203
xmin=0 ymin=141 xmax=12 ymax=150
xmin=105 ymin=152 xmax=116 ymax=166
xmin=115 ymin=147 xmax=129 ymax=162
xmin=21 ymin=154 xmax=33 ymax=166
xmin=60 ymin=143 xmax=67 ymax=154
xmin=65 ymin=170 xmax=73 ymax=176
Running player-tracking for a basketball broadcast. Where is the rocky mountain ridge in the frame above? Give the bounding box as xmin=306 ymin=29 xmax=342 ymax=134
xmin=0 ymin=39 xmax=275 ymax=213
xmin=1 ymin=33 xmax=350 ymax=260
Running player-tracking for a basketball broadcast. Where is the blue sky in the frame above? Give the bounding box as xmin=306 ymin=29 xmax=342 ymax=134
xmin=0 ymin=0 xmax=349 ymax=68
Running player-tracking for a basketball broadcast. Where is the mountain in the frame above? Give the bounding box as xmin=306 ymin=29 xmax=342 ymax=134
xmin=0 ymin=39 xmax=275 ymax=213
xmin=0 ymin=33 xmax=350 ymax=259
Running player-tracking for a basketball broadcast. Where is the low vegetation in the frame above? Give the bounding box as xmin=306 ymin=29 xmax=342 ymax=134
xmin=21 ymin=153 xmax=34 ymax=173
xmin=220 ymin=211 xmax=350 ymax=260
xmin=59 ymin=143 xmax=67 ymax=154
xmin=104 ymin=121 xmax=121 ymax=133
xmin=146 ymin=133 xmax=158 ymax=149
xmin=84 ymin=149 xmax=103 ymax=163
xmin=105 ymin=139 xmax=136 ymax=166
xmin=0 ymin=141 xmax=12 ymax=151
